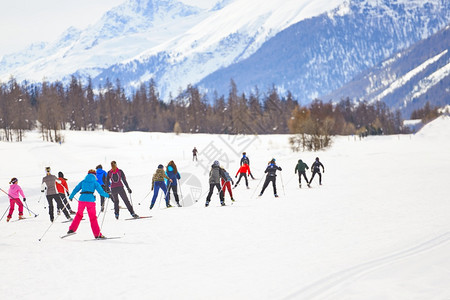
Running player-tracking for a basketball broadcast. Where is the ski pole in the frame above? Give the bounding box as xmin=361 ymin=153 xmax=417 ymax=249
xmin=0 ymin=188 xmax=38 ymax=217
xmin=250 ymin=176 xmax=264 ymax=198
xmin=159 ymin=182 xmax=172 ymax=210
xmin=280 ymin=172 xmax=286 ymax=197
xmin=99 ymin=193 xmax=112 ymax=234
xmin=38 ymin=214 xmax=60 ymax=241
xmin=128 ymin=190 xmax=133 ymax=207
xmin=138 ymin=189 xmax=152 ymax=205
xmin=37 ymin=192 xmax=43 ymax=203
xmin=0 ymin=205 xmax=10 ymax=222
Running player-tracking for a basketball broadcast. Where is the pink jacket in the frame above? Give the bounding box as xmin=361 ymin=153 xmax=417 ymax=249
xmin=8 ymin=184 xmax=25 ymax=199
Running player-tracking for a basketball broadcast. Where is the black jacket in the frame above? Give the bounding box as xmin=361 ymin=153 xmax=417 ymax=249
xmin=311 ymin=161 xmax=324 ymax=173
xmin=264 ymin=164 xmax=282 ymax=177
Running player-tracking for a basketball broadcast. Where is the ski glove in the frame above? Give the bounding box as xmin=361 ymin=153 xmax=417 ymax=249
xmin=127 ymin=188 xmax=132 ymax=194
xmin=41 ymin=190 xmax=44 ymax=193
xmin=69 ymin=198 xmax=73 ymax=201
xmin=66 ymin=192 xmax=70 ymax=196
xmin=23 ymin=198 xmax=26 ymax=202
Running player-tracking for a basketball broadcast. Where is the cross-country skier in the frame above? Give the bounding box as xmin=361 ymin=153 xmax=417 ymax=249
xmin=95 ymin=165 xmax=108 ymax=212
xmin=150 ymin=164 xmax=173 ymax=209
xmin=6 ymin=177 xmax=25 ymax=222
xmin=234 ymin=163 xmax=251 ymax=189
xmin=220 ymin=166 xmax=234 ymax=202
xmin=205 ymin=160 xmax=225 ymax=207
xmin=308 ymin=157 xmax=325 ymax=187
xmin=56 ymin=171 xmax=75 ymax=215
xmin=192 ymin=147 xmax=198 ymax=161
xmin=106 ymin=161 xmax=139 ymax=219
xmin=259 ymin=159 xmax=282 ymax=197
xmin=166 ymin=161 xmax=181 ymax=207
xmin=67 ymin=170 xmax=111 ymax=239
xmin=294 ymin=159 xmax=309 ymax=188
xmin=41 ymin=167 xmax=72 ymax=222
xmin=240 ymin=152 xmax=255 ymax=179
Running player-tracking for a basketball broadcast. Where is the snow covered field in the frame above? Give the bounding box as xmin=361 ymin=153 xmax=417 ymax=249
xmin=1 ymin=116 xmax=450 ymax=300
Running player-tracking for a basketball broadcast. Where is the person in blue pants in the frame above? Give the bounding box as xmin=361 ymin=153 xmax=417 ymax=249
xmin=150 ymin=164 xmax=173 ymax=209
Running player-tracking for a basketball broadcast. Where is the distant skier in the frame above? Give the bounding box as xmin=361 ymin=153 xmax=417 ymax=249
xmin=308 ymin=157 xmax=325 ymax=186
xmin=220 ymin=166 xmax=234 ymax=202
xmin=166 ymin=160 xmax=181 ymax=207
xmin=240 ymin=152 xmax=255 ymax=179
xmin=205 ymin=160 xmax=225 ymax=207
xmin=234 ymin=163 xmax=251 ymax=189
xmin=6 ymin=177 xmax=25 ymax=222
xmin=95 ymin=165 xmax=108 ymax=212
xmin=259 ymin=159 xmax=282 ymax=197
xmin=192 ymin=147 xmax=198 ymax=161
xmin=106 ymin=161 xmax=139 ymax=219
xmin=294 ymin=159 xmax=309 ymax=188
xmin=41 ymin=167 xmax=71 ymax=222
xmin=56 ymin=171 xmax=75 ymax=215
xmin=150 ymin=164 xmax=172 ymax=209
xmin=67 ymin=169 xmax=111 ymax=239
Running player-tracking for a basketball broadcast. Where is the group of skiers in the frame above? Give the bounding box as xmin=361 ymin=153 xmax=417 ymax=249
xmin=3 ymin=153 xmax=325 ymax=239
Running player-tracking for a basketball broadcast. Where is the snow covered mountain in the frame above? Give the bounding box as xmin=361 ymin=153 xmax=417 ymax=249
xmin=198 ymin=0 xmax=450 ymax=103
xmin=0 ymin=0 xmax=448 ymax=105
xmin=326 ymin=25 xmax=450 ymax=117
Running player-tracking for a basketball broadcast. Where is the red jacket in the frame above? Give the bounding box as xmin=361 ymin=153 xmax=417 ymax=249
xmin=236 ymin=164 xmax=250 ymax=176
xmin=56 ymin=177 xmax=69 ymax=194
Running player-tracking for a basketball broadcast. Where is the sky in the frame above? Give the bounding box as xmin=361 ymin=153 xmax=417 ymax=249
xmin=0 ymin=0 xmax=217 ymax=57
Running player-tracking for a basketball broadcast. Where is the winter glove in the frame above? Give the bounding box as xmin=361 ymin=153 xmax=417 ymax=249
xmin=66 ymin=192 xmax=70 ymax=196
xmin=23 ymin=198 xmax=26 ymax=202
xmin=41 ymin=190 xmax=44 ymax=193
xmin=127 ymin=188 xmax=132 ymax=194
xmin=235 ymin=175 xmax=237 ymax=178
xmin=69 ymin=198 xmax=73 ymax=202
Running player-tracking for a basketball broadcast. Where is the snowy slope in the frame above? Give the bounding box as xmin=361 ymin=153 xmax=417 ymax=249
xmin=1 ymin=117 xmax=450 ymax=299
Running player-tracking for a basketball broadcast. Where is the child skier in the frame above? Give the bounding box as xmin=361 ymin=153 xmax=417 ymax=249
xmin=106 ymin=161 xmax=139 ymax=219
xmin=240 ymin=152 xmax=255 ymax=179
xmin=309 ymin=157 xmax=325 ymax=186
xmin=95 ymin=165 xmax=108 ymax=212
xmin=150 ymin=164 xmax=173 ymax=209
xmin=56 ymin=171 xmax=75 ymax=215
xmin=234 ymin=163 xmax=251 ymax=189
xmin=205 ymin=160 xmax=225 ymax=207
xmin=294 ymin=159 xmax=309 ymax=188
xmin=67 ymin=170 xmax=111 ymax=239
xmin=6 ymin=178 xmax=26 ymax=222
xmin=166 ymin=161 xmax=181 ymax=207
xmin=41 ymin=167 xmax=72 ymax=222
xmin=259 ymin=159 xmax=282 ymax=197
xmin=220 ymin=166 xmax=234 ymax=202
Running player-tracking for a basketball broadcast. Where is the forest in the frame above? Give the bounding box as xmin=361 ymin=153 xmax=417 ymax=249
xmin=0 ymin=76 xmax=420 ymax=143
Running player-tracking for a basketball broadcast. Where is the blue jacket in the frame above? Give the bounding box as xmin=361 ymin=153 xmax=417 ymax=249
xmin=69 ymin=174 xmax=110 ymax=202
xmin=96 ymin=168 xmax=107 ymax=186
xmin=166 ymin=168 xmax=181 ymax=186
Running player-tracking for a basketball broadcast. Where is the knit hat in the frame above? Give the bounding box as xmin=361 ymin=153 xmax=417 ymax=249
xmin=158 ymin=164 xmax=164 ymax=169
xmin=88 ymin=169 xmax=96 ymax=175
xmin=213 ymin=160 xmax=219 ymax=166
xmin=9 ymin=177 xmax=17 ymax=184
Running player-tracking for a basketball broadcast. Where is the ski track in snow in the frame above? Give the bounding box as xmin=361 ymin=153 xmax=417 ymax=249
xmin=283 ymin=231 xmax=450 ymax=300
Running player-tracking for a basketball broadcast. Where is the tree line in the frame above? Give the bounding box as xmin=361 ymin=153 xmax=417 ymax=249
xmin=0 ymin=76 xmax=411 ymax=143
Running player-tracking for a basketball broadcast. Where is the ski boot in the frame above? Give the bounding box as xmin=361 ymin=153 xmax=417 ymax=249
xmin=96 ymin=234 xmax=106 ymax=239
xmin=115 ymin=213 xmax=119 ymax=220
xmin=166 ymin=204 xmax=173 ymax=208
xmin=69 ymin=210 xmax=76 ymax=215
xmin=6 ymin=216 xmax=11 ymax=222
xmin=221 ymin=202 xmax=226 ymax=206
xmin=67 ymin=229 xmax=75 ymax=234
xmin=100 ymin=205 xmax=104 ymax=212
xmin=19 ymin=215 xmax=25 ymax=220
xmin=274 ymin=194 xmax=279 ymax=198
xmin=57 ymin=210 xmax=61 ymax=215
xmin=176 ymin=202 xmax=182 ymax=207
xmin=231 ymin=198 xmax=235 ymax=202
xmin=258 ymin=193 xmax=263 ymax=197
xmin=132 ymin=213 xmax=139 ymax=219
xmin=205 ymin=201 xmax=210 ymax=207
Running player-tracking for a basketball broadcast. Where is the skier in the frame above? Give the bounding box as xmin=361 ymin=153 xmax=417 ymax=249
xmin=106 ymin=161 xmax=139 ymax=219
xmin=95 ymin=165 xmax=108 ymax=212
xmin=309 ymin=157 xmax=325 ymax=186
xmin=56 ymin=171 xmax=75 ymax=215
xmin=166 ymin=161 xmax=181 ymax=207
xmin=234 ymin=163 xmax=251 ymax=189
xmin=192 ymin=147 xmax=198 ymax=161
xmin=294 ymin=159 xmax=309 ymax=188
xmin=150 ymin=164 xmax=173 ymax=209
xmin=41 ymin=167 xmax=72 ymax=222
xmin=259 ymin=159 xmax=282 ymax=197
xmin=67 ymin=170 xmax=111 ymax=239
xmin=240 ymin=152 xmax=255 ymax=179
xmin=205 ymin=160 xmax=225 ymax=207
xmin=6 ymin=177 xmax=25 ymax=222
xmin=220 ymin=166 xmax=234 ymax=202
